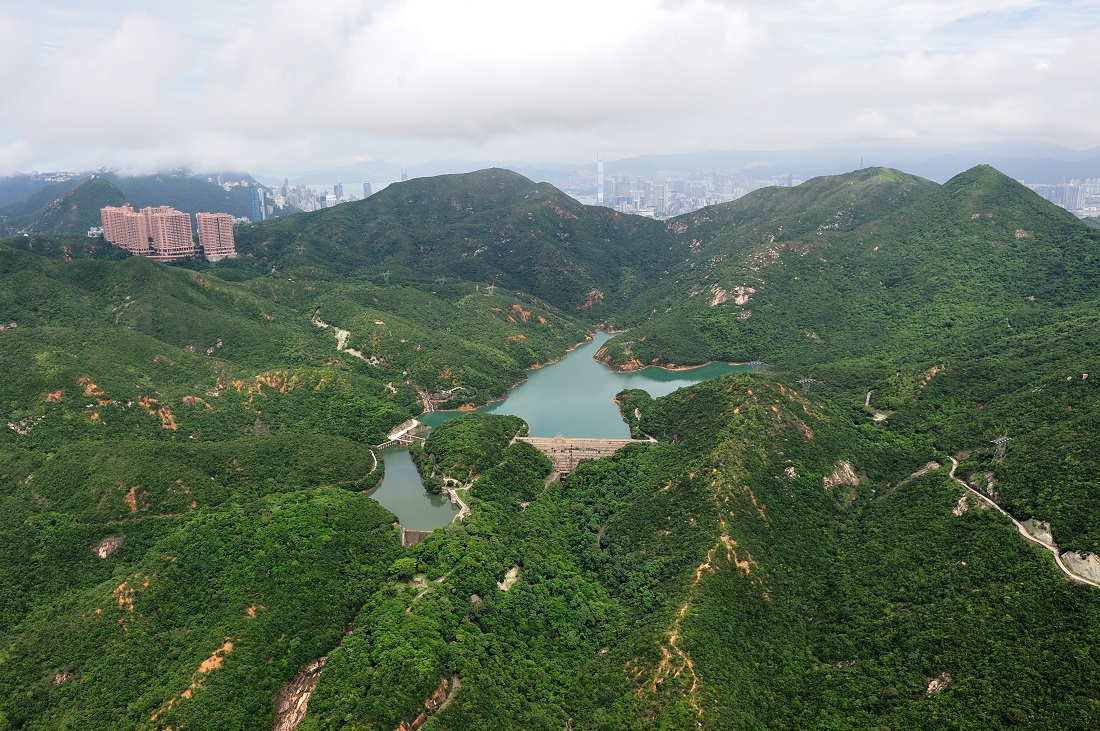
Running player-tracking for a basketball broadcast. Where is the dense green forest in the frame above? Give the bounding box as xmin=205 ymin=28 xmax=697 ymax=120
xmin=1 ymin=164 xmax=1099 ymax=729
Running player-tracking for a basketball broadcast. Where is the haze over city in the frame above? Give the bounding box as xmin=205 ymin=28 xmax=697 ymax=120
xmin=2 ymin=0 xmax=1100 ymax=176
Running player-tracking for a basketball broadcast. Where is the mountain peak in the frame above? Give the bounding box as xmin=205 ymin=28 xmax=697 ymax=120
xmin=938 ymin=163 xmax=1082 ymax=226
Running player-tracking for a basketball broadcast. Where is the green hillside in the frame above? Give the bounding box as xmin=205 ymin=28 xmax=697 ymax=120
xmin=604 ymin=165 xmax=1096 ymax=367
xmin=0 ymin=244 xmax=416 ymax=728
xmin=19 ymin=176 xmax=128 ymax=235
xmin=0 ymin=175 xmax=68 ymax=208
xmin=0 ymin=177 xmax=87 ymax=237
xmin=598 ymin=165 xmax=1100 ymax=551
xmin=105 ymin=171 xmax=253 ymax=220
xmin=296 ymin=380 xmax=1100 ymax=729
xmin=2 ymin=164 xmax=1100 ymax=729
xmin=1 ymin=233 xmax=128 ymax=261
xmin=234 ymin=168 xmax=672 ymax=320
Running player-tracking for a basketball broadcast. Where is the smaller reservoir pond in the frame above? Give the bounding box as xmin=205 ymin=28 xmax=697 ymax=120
xmin=366 ymin=447 xmax=458 ymax=531
xmin=374 ymin=330 xmax=756 ymax=528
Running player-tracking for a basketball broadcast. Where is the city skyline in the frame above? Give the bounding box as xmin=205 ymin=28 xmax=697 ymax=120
xmin=2 ymin=1 xmax=1099 ymax=175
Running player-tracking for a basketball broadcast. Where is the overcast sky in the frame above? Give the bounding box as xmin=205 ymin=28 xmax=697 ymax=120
xmin=2 ymin=0 xmax=1099 ymax=175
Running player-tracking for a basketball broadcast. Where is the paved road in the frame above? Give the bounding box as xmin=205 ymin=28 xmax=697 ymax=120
xmin=948 ymin=457 xmax=1100 ymax=589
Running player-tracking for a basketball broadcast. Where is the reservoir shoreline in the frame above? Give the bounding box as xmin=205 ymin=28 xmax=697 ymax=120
xmin=428 ymin=328 xmax=746 ymax=412
xmin=373 ymin=329 xmax=755 ymax=529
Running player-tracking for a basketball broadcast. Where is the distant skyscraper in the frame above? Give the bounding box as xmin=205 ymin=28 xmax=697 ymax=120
xmin=400 ymin=166 xmax=408 ymax=182
xmin=655 ymin=183 xmax=669 ymax=215
xmin=597 ymin=153 xmax=604 ymax=205
xmin=615 ymin=177 xmax=632 ymax=203
xmin=334 ymin=181 xmax=344 ymax=201
xmin=250 ymin=185 xmax=266 ymax=222
xmin=363 ymin=182 xmax=372 ymax=198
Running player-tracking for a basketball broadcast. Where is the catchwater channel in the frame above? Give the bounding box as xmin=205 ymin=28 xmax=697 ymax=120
xmin=366 ymin=331 xmax=757 ymax=529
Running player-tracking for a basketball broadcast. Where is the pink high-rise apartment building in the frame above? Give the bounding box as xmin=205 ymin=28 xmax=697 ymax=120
xmin=100 ymin=205 xmax=195 ymax=260
xmin=101 ymin=206 xmax=243 ymax=261
xmin=142 ymin=206 xmax=195 ymax=260
xmin=196 ymin=212 xmax=237 ymax=261
xmin=100 ymin=205 xmax=152 ymax=254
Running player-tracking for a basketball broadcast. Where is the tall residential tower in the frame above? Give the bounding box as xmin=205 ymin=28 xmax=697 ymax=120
xmin=196 ymin=213 xmax=237 ymax=261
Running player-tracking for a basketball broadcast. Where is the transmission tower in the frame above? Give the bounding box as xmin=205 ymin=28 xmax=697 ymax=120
xmin=485 ymin=284 xmax=496 ymax=295
xmin=622 ymin=340 xmax=635 ymax=355
xmin=434 ymin=276 xmax=447 ymax=286
xmin=992 ymin=436 xmax=1011 ymax=463
xmin=797 ymin=378 xmax=815 ymax=393
xmin=380 ymin=271 xmax=391 ymax=282
xmin=295 ymin=245 xmax=305 ymax=255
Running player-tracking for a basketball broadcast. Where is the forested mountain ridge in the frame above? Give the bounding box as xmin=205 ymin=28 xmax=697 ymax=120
xmin=0 ymin=239 xmax=436 ymax=728
xmin=597 ymin=165 xmax=1100 ymax=553
xmin=601 ymin=165 xmax=1097 ymax=368
xmin=1 ymin=163 xmax=1099 ymax=729
xmin=0 ymin=177 xmax=127 ymax=238
xmin=234 ymin=168 xmax=672 ymax=320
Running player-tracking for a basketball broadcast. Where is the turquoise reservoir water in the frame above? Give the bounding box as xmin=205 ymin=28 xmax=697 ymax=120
xmin=420 ymin=331 xmax=751 ymax=438
xmin=373 ymin=330 xmax=752 ymax=527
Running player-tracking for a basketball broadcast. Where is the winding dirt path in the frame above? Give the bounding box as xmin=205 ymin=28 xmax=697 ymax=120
xmin=948 ymin=457 xmax=1100 ymax=589
xmin=436 ymin=674 xmax=461 ymax=713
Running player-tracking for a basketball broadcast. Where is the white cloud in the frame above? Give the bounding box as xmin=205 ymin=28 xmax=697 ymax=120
xmin=2 ymin=0 xmax=1099 ymax=174
xmin=0 ymin=17 xmax=35 ymax=109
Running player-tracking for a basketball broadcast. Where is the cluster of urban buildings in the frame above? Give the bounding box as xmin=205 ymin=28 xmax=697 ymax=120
xmin=568 ymin=163 xmax=1100 ymax=220
xmin=266 ymin=179 xmax=374 ymax=213
xmin=564 ymin=161 xmax=800 ymax=219
xmin=99 ymin=205 xmax=236 ymax=261
xmin=1024 ymin=180 xmax=1100 ymax=217
xmin=28 ymin=170 xmax=81 ymax=184
xmin=209 ymin=177 xmax=276 ymax=222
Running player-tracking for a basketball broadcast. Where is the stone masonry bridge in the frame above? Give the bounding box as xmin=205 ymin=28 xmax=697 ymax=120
xmin=518 ymin=435 xmax=651 ymax=476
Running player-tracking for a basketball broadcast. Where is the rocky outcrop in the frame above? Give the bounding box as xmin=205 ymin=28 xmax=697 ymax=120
xmin=925 ymin=672 xmax=951 ymax=697
xmin=273 ymin=658 xmax=326 ymax=731
xmin=1061 ymin=551 xmax=1100 ymax=584
xmin=95 ymin=536 xmax=124 ymax=558
xmin=1021 ymin=518 xmax=1054 ymax=547
xmin=823 ymin=460 xmax=860 ymax=488
xmin=497 ymin=566 xmax=519 ymax=591
xmin=394 ymin=675 xmax=459 ymax=731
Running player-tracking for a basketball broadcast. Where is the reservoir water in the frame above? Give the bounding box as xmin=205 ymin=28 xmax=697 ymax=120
xmin=420 ymin=330 xmax=751 ymax=438
xmin=373 ymin=330 xmax=753 ymax=528
xmin=366 ymin=447 xmax=458 ymax=530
